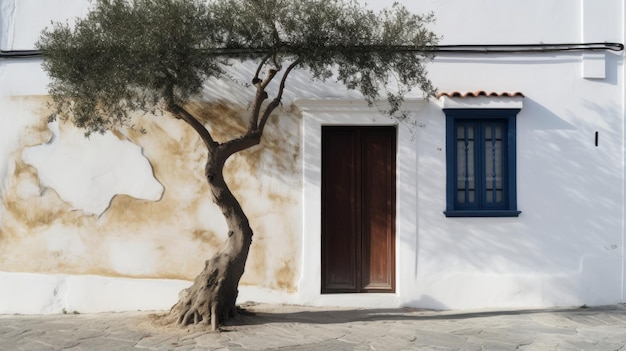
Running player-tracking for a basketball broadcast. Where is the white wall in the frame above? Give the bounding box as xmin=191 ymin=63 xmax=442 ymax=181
xmin=0 ymin=0 xmax=89 ymax=95
xmin=297 ymin=0 xmax=625 ymax=310
xmin=0 ymin=0 xmax=624 ymax=313
xmin=0 ymin=0 xmax=304 ymax=313
xmin=408 ymin=0 xmax=625 ymax=309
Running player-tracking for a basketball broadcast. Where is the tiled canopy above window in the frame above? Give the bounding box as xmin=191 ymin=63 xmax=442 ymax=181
xmin=438 ymin=91 xmax=524 ymax=110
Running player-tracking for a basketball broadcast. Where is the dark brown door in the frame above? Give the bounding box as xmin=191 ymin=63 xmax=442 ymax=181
xmin=321 ymin=126 xmax=396 ymax=293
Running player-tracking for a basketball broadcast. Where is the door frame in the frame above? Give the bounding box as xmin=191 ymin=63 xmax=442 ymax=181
xmin=298 ymin=98 xmax=423 ymax=307
xmin=321 ymin=125 xmax=397 ymax=293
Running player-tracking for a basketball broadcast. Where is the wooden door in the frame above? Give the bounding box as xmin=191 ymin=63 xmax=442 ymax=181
xmin=321 ymin=126 xmax=396 ymax=293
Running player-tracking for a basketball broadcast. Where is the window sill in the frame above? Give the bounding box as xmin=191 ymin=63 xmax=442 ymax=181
xmin=444 ymin=210 xmax=521 ymax=218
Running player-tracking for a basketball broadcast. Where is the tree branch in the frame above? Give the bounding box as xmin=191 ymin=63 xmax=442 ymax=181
xmin=252 ymin=54 xmax=271 ymax=85
xmin=276 ymin=58 xmax=301 ymax=103
xmin=260 ymin=67 xmax=279 ymax=90
xmin=257 ymin=58 xmax=301 ymax=134
xmin=163 ymin=81 xmax=218 ymax=152
xmin=218 ymin=133 xmax=262 ymax=163
xmin=225 ymin=57 xmax=294 ymax=163
xmin=248 ymin=62 xmax=280 ymax=133
xmin=169 ymin=104 xmax=218 ymax=152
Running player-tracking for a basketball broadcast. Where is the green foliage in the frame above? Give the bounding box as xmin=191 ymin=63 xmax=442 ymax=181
xmin=216 ymin=0 xmax=437 ymax=115
xmin=38 ymin=0 xmax=222 ymax=134
xmin=38 ymin=0 xmax=438 ymax=135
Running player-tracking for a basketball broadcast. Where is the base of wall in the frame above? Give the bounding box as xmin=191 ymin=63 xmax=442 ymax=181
xmin=0 ymin=271 xmax=189 ymax=314
xmin=2 ymin=268 xmax=621 ymax=315
xmin=0 ymin=272 xmax=298 ymax=314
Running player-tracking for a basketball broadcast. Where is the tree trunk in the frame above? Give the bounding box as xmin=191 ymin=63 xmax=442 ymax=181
xmin=167 ymin=153 xmax=253 ymax=331
xmin=160 ymin=58 xmax=298 ymax=330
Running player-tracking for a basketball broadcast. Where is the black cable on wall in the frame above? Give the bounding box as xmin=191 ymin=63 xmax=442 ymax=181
xmin=1 ymin=42 xmax=623 ymax=59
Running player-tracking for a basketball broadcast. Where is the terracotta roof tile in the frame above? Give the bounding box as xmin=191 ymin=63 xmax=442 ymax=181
xmin=436 ymin=91 xmax=525 ymax=99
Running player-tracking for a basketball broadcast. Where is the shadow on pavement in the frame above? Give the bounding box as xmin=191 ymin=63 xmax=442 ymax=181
xmin=228 ymin=304 xmax=626 ymax=326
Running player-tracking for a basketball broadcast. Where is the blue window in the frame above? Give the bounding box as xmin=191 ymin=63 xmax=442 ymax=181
xmin=444 ymin=109 xmax=521 ymax=217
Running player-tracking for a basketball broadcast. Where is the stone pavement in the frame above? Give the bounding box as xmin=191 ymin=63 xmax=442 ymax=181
xmin=2 ymin=303 xmax=626 ymax=351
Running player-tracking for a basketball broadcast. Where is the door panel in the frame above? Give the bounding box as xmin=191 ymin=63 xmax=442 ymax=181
xmin=361 ymin=131 xmax=395 ymax=291
xmin=322 ymin=129 xmax=360 ymax=291
xmin=321 ymin=126 xmax=396 ymax=293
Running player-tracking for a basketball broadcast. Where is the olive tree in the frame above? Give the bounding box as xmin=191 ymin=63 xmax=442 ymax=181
xmin=37 ymin=0 xmax=437 ymax=330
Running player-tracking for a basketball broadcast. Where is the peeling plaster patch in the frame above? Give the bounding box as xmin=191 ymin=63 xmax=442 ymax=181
xmin=13 ymin=166 xmax=40 ymax=198
xmin=2 ymin=160 xmax=72 ymax=236
xmin=275 ymin=257 xmax=297 ymax=292
xmin=22 ymin=121 xmax=164 ymax=216
xmin=245 ymin=235 xmax=268 ymax=286
xmin=108 ymin=240 xmax=158 ymax=276
xmin=0 ymin=96 xmax=51 ymax=185
xmin=44 ymin=227 xmax=86 ymax=265
xmin=195 ymin=201 xmax=229 ymax=235
xmin=191 ymin=229 xmax=223 ymax=248
xmin=1 ymin=97 xmax=302 ymax=293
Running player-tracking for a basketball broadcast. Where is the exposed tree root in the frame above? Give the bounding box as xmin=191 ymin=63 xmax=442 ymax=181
xmin=171 ymin=279 xmax=223 ymax=329
xmin=167 ymin=251 xmax=243 ymax=330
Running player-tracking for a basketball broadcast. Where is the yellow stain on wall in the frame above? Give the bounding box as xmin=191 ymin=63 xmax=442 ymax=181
xmin=0 ymin=96 xmax=302 ymax=292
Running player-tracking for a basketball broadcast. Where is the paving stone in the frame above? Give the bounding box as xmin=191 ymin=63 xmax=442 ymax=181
xmin=1 ymin=304 xmax=626 ymax=350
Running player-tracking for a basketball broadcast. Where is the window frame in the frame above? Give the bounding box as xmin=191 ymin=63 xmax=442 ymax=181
xmin=444 ymin=108 xmax=521 ymax=217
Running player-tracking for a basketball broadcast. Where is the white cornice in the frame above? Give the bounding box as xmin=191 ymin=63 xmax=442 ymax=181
xmin=439 ymin=96 xmax=524 ymax=109
xmin=294 ymin=98 xmax=430 ymax=113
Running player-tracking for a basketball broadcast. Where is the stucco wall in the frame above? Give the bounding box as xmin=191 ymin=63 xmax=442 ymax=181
xmin=412 ymin=0 xmax=624 ymax=309
xmin=0 ymin=94 xmax=302 ymax=312
xmin=1 ymin=0 xmax=625 ymax=313
xmin=297 ymin=0 xmax=626 ymax=310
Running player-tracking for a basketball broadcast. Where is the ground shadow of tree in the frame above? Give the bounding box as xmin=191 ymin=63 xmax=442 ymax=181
xmin=218 ymin=304 xmax=621 ymax=328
